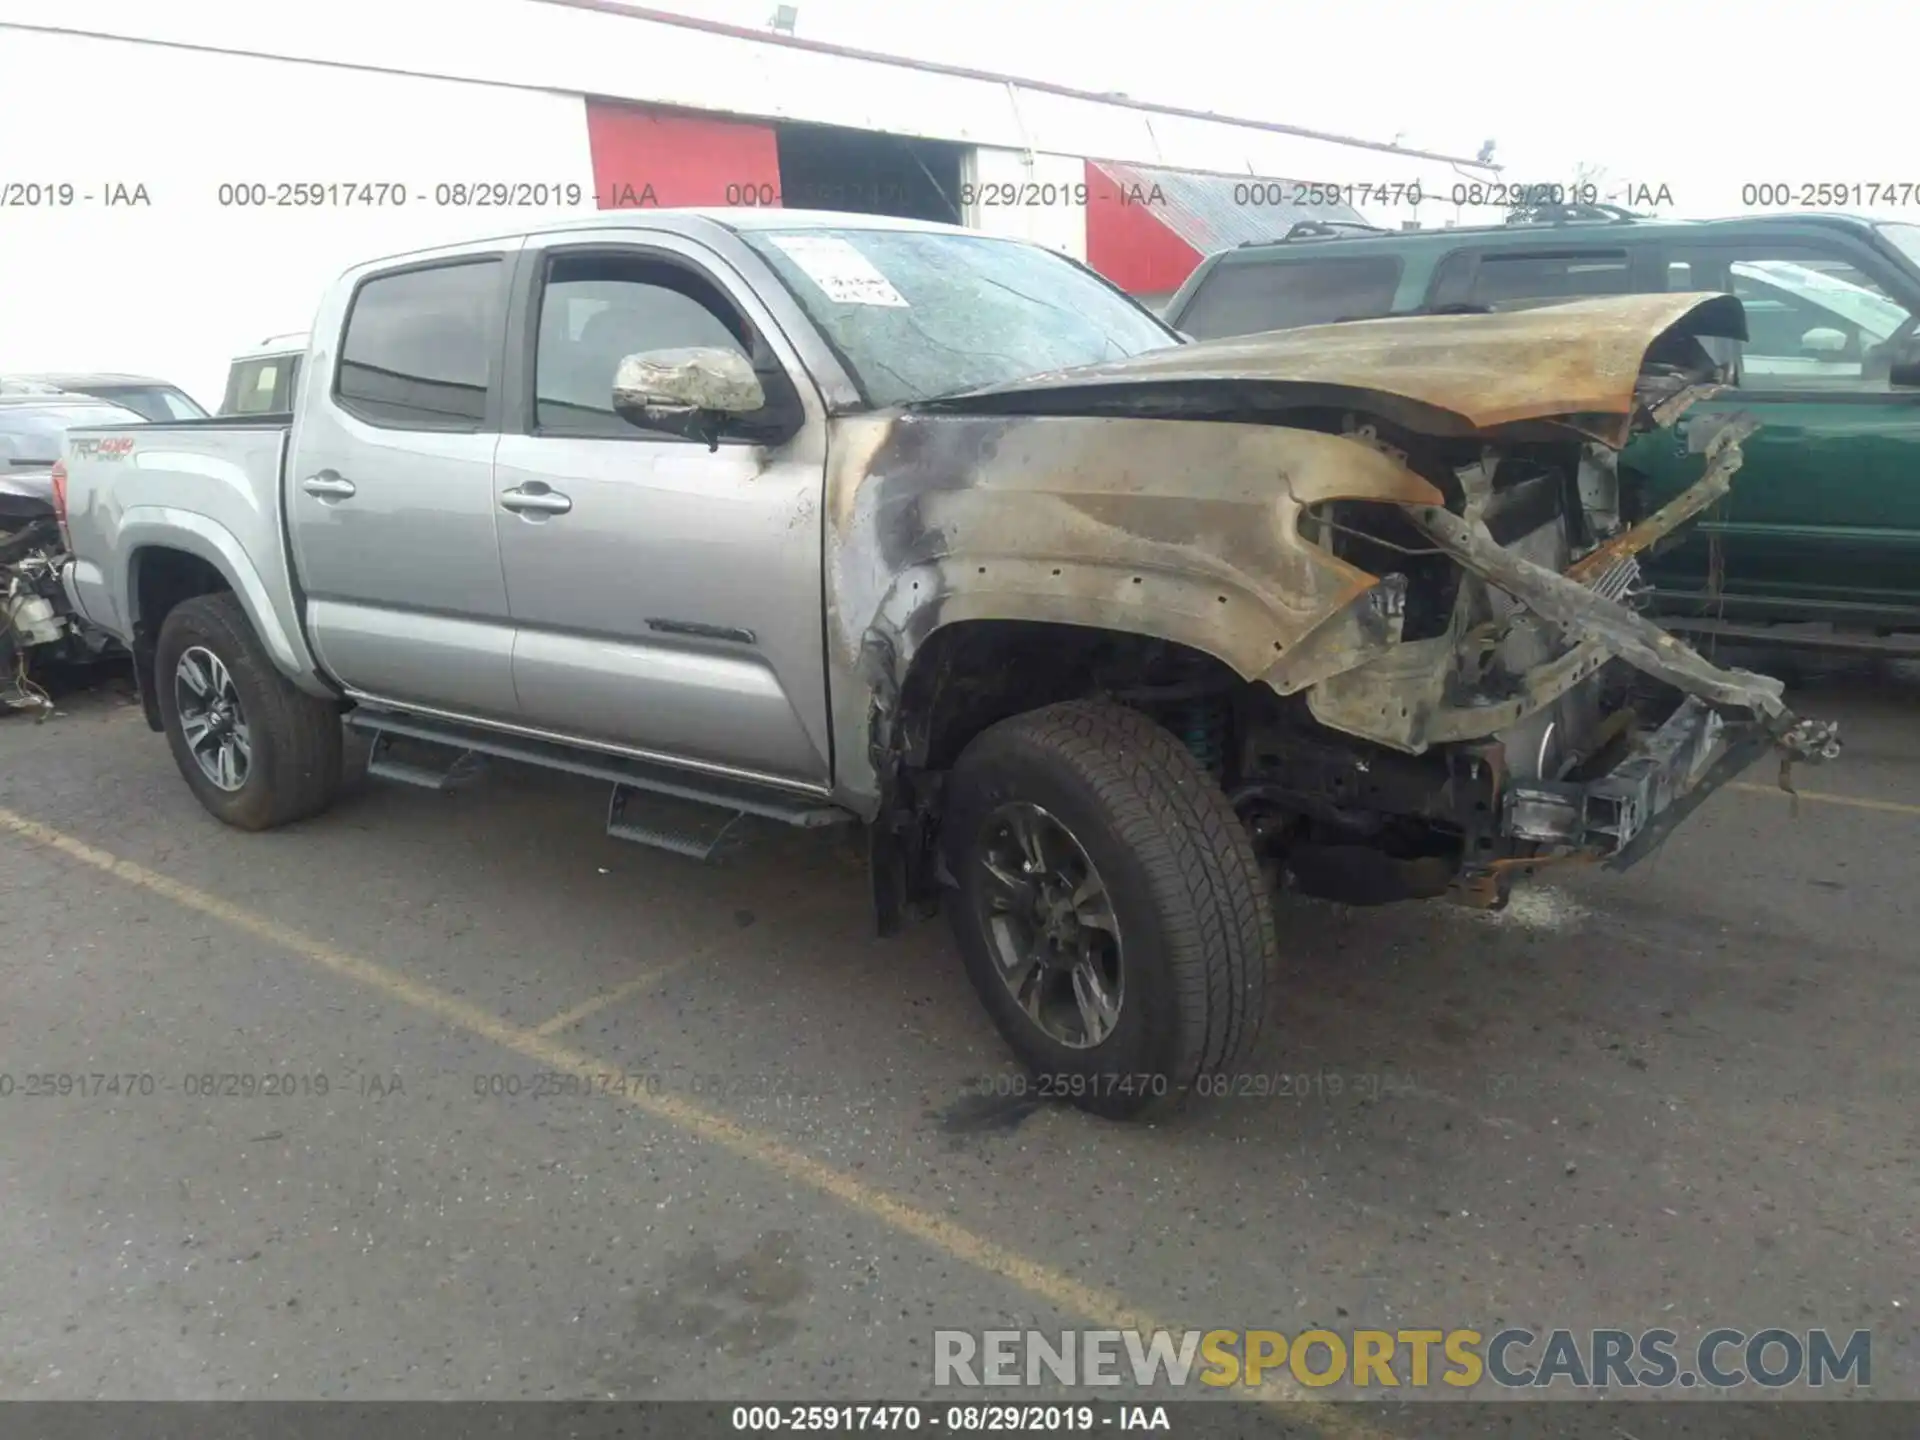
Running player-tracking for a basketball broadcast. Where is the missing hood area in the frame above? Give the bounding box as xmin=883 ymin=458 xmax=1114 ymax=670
xmin=851 ymin=292 xmax=1840 ymax=915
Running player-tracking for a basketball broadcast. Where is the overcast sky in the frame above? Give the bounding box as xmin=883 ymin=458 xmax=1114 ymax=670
xmin=656 ymin=0 xmax=1915 ymax=218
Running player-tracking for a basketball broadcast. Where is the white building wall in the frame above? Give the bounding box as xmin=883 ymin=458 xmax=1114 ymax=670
xmin=4 ymin=1 xmax=1494 ymax=187
xmin=961 ymin=150 xmax=1090 ymax=261
xmin=0 ymin=7 xmax=1501 ymax=399
xmin=0 ymin=31 xmax=595 ymax=409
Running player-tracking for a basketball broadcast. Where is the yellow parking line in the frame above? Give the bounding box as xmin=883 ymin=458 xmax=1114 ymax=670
xmin=532 ymin=877 xmax=862 ymax=1037
xmin=0 ymin=805 xmax=1378 ymax=1433
xmin=531 ymin=960 xmax=692 ymax=1036
xmin=1729 ymin=782 xmax=1920 ymax=818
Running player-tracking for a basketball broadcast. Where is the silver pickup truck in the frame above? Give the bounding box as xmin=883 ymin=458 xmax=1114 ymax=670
xmin=56 ymin=210 xmax=1838 ymax=1118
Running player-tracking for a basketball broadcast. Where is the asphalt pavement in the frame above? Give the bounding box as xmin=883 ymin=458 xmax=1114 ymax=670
xmin=0 ymin=656 xmax=1913 ymax=1428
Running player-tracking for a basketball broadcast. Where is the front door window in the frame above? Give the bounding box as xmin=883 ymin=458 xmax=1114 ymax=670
xmin=1666 ymin=248 xmax=1916 ymax=391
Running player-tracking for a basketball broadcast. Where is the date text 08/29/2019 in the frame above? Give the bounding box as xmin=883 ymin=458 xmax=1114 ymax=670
xmin=729 ymin=1404 xmax=1169 ymax=1432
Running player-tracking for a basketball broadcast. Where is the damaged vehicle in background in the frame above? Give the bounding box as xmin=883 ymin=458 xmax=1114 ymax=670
xmin=0 ymin=392 xmax=136 ymax=711
xmin=54 ymin=213 xmax=1837 ymax=1118
xmin=2 ymin=372 xmax=208 ymax=423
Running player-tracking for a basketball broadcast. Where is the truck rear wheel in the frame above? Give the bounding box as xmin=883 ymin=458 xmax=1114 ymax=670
xmin=155 ymin=593 xmax=342 ymax=831
xmin=942 ymin=700 xmax=1277 ymax=1119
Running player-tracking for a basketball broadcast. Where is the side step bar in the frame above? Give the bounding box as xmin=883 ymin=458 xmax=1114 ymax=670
xmin=365 ymin=730 xmax=486 ymax=790
xmin=347 ymin=708 xmax=852 ymax=862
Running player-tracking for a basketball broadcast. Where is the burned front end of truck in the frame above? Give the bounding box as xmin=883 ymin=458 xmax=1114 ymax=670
xmin=1236 ymin=405 xmax=1840 ymax=909
xmin=849 ymin=292 xmax=1839 ymax=918
xmin=1233 ymin=297 xmax=1840 ymax=906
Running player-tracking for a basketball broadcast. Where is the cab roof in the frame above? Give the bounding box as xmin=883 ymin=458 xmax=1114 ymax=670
xmin=1229 ymin=211 xmax=1888 ymax=257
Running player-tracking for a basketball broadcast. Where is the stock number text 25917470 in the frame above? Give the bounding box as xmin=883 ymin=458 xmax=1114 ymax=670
xmin=1742 ymin=181 xmax=1919 ymax=208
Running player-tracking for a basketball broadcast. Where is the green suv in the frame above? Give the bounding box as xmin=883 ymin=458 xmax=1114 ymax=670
xmin=1164 ymin=211 xmax=1920 ymax=651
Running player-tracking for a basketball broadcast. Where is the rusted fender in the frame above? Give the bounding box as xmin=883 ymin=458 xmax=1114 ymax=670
xmin=824 ymin=412 xmax=1439 ymax=673
xmin=928 ymin=293 xmax=1747 ymax=449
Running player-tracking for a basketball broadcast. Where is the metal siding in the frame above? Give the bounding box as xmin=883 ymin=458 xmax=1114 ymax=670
xmin=4 ymin=0 xmax=1501 ymax=182
xmin=1084 ymin=163 xmax=1204 ymax=296
xmin=1094 ymin=161 xmax=1369 ymax=255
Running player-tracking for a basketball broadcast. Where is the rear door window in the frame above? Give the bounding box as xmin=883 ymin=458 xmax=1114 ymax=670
xmin=1174 ymin=255 xmax=1403 ymax=339
xmin=335 ymin=260 xmax=502 ymax=429
xmin=224 ymin=357 xmax=303 ymax=416
xmin=1438 ymin=249 xmax=1636 ymax=310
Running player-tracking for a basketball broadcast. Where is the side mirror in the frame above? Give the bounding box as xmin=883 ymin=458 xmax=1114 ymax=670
xmin=612 ymin=347 xmax=781 ymax=451
xmin=1799 ymin=326 xmax=1849 ymax=357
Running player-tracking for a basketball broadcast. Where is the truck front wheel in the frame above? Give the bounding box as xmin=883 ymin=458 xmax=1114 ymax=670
xmin=942 ymin=700 xmax=1278 ymax=1119
xmin=154 ymin=593 xmax=342 ymax=831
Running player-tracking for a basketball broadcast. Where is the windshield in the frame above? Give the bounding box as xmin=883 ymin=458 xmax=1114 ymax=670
xmin=1734 ymin=260 xmax=1909 ymax=342
xmin=1876 ymin=222 xmax=1920 ymax=273
xmin=739 ymin=228 xmax=1178 ymax=407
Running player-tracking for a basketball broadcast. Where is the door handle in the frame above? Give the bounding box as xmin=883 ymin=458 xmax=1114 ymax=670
xmin=499 ymin=484 xmax=573 ymax=516
xmin=301 ymin=472 xmax=357 ymax=499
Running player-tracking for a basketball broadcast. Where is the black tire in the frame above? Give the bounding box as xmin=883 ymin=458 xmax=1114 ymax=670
xmin=154 ymin=592 xmax=343 ymax=831
xmin=942 ymin=700 xmax=1278 ymax=1119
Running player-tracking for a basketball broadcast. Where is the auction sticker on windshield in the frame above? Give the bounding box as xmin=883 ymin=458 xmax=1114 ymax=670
xmin=768 ymin=234 xmax=909 ymax=307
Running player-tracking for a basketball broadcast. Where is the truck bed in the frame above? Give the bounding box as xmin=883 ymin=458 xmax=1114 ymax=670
xmin=60 ymin=419 xmax=315 ymax=687
xmin=79 ymin=415 xmax=295 ymax=430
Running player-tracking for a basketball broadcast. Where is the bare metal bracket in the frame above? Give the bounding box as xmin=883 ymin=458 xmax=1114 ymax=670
xmin=1405 ymin=433 xmax=1842 ymax=790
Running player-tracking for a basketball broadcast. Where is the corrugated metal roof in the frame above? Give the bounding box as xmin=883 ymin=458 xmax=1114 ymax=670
xmin=1094 ymin=161 xmax=1371 ymax=254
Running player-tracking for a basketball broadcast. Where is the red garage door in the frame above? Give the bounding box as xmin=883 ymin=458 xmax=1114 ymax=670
xmin=584 ymin=101 xmax=782 ymax=209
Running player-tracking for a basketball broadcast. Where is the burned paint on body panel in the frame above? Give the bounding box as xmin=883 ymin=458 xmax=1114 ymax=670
xmin=825 ymin=412 xmax=1438 ymax=670
xmin=821 ymin=411 xmax=1446 ymax=806
xmin=818 ymin=291 xmax=1832 ymax=818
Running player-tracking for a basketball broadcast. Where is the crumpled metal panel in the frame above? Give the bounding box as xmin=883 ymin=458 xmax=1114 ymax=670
xmin=930 ymin=293 xmax=1749 ymax=448
xmin=820 ymin=290 xmax=1807 ymax=813
xmin=819 ymin=410 xmax=1460 ymax=807
xmin=823 ymin=412 xmax=1440 ymax=678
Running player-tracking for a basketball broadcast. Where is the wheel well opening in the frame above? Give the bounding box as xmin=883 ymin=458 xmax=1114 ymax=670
xmin=127 ymin=549 xmax=231 ymax=732
xmin=134 ymin=548 xmax=230 ymax=636
xmin=898 ymin=620 xmax=1244 ymax=776
xmin=869 ymin=620 xmax=1246 ymax=937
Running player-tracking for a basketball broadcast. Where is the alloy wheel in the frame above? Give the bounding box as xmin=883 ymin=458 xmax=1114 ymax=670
xmin=175 ymin=646 xmax=252 ymax=792
xmin=971 ymin=801 xmax=1124 ymax=1048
